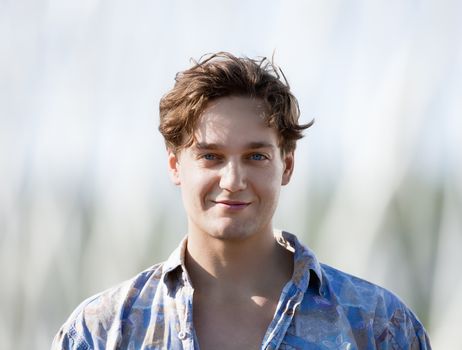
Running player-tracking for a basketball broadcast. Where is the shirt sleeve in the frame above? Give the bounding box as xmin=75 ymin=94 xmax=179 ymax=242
xmin=375 ymin=298 xmax=432 ymax=350
xmin=51 ymin=315 xmax=94 ymax=350
xmin=408 ymin=310 xmax=432 ymax=350
xmin=50 ymin=295 xmax=102 ymax=350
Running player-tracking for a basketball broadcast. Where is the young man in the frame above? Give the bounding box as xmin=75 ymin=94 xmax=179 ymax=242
xmin=52 ymin=52 xmax=431 ymax=349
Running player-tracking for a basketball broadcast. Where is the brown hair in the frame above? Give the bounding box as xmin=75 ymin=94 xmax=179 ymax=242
xmin=159 ymin=52 xmax=313 ymax=154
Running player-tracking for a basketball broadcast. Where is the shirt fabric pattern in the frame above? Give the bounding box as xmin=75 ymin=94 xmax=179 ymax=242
xmin=52 ymin=230 xmax=431 ymax=349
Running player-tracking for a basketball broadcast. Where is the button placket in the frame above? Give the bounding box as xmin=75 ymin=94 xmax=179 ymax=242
xmin=178 ymin=330 xmax=187 ymax=340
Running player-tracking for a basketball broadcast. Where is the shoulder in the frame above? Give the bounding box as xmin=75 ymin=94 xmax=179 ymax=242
xmin=321 ymin=263 xmax=397 ymax=307
xmin=321 ymin=263 xmax=411 ymax=317
xmin=51 ymin=263 xmax=165 ymax=349
xmin=319 ymin=264 xmax=431 ymax=349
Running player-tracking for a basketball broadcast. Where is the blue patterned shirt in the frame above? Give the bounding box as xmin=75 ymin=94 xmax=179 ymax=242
xmin=52 ymin=230 xmax=431 ymax=349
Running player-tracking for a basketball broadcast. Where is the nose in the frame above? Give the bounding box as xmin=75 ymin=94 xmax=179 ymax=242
xmin=219 ymin=159 xmax=246 ymax=192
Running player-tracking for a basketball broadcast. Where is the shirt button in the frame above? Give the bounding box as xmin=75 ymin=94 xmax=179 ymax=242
xmin=178 ymin=331 xmax=186 ymax=340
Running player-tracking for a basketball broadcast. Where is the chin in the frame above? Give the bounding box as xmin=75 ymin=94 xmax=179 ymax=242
xmin=211 ymin=231 xmax=252 ymax=241
xmin=208 ymin=222 xmax=260 ymax=241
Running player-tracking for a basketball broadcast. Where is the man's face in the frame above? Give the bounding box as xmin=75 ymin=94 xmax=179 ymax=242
xmin=168 ymin=96 xmax=294 ymax=241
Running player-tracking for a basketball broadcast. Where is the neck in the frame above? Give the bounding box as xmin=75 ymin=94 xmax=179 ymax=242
xmin=185 ymin=228 xmax=293 ymax=298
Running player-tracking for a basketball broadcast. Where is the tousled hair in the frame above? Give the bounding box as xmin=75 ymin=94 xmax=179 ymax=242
xmin=158 ymin=52 xmax=313 ymax=154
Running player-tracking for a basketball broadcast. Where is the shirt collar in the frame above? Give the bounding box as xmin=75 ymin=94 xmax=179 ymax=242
xmin=162 ymin=231 xmax=323 ymax=295
xmin=273 ymin=229 xmax=323 ymax=295
xmin=162 ymin=235 xmax=188 ymax=289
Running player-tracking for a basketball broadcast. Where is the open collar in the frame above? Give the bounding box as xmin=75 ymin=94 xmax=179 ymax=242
xmin=162 ymin=231 xmax=324 ymax=295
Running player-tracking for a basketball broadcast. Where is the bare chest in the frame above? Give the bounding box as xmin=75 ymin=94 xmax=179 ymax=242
xmin=193 ymin=296 xmax=277 ymax=350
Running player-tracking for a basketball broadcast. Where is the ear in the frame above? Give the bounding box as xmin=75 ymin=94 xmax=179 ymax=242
xmin=281 ymin=151 xmax=294 ymax=186
xmin=167 ymin=150 xmax=181 ymax=186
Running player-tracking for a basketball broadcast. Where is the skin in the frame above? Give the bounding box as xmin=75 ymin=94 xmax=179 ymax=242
xmin=168 ymin=96 xmax=295 ymax=350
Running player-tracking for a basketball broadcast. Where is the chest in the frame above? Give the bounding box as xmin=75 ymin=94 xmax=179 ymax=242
xmin=193 ymin=296 xmax=277 ymax=350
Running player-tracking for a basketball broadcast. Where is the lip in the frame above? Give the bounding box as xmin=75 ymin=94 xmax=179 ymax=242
xmin=212 ymin=200 xmax=251 ymax=209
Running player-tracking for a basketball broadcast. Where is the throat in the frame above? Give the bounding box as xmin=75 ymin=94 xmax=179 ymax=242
xmin=185 ymin=231 xmax=295 ymax=349
xmin=185 ymin=232 xmax=293 ymax=290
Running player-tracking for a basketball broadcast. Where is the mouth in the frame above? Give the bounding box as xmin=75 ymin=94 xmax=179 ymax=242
xmin=212 ymin=200 xmax=251 ymax=209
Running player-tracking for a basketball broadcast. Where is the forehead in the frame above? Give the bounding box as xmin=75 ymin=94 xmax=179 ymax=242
xmin=202 ymin=96 xmax=268 ymax=117
xmin=192 ymin=96 xmax=276 ymax=143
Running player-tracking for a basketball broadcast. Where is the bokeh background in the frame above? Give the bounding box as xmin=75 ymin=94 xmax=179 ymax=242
xmin=1 ymin=0 xmax=461 ymax=348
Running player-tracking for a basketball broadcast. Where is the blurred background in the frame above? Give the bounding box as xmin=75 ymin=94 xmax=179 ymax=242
xmin=1 ymin=0 xmax=461 ymax=348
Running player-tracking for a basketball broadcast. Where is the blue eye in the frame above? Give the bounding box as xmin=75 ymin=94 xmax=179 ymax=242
xmin=250 ymin=153 xmax=267 ymax=161
xmin=203 ymin=154 xmax=217 ymax=160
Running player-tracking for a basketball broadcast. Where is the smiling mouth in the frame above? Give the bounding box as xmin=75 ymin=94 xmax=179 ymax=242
xmin=212 ymin=200 xmax=251 ymax=209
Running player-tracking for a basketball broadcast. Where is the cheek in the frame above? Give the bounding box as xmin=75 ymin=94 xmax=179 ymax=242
xmin=258 ymin=168 xmax=284 ymax=186
xmin=257 ymin=171 xmax=284 ymax=200
xmin=254 ymin=176 xmax=280 ymax=195
xmin=181 ymin=171 xmax=217 ymax=199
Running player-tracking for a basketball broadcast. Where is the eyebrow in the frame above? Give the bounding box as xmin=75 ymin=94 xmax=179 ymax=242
xmin=194 ymin=142 xmax=276 ymax=150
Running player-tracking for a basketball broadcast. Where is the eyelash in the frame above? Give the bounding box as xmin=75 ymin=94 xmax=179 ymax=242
xmin=248 ymin=153 xmax=268 ymax=161
xmin=202 ymin=153 xmax=219 ymax=161
xmin=199 ymin=153 xmax=269 ymax=161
